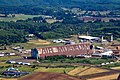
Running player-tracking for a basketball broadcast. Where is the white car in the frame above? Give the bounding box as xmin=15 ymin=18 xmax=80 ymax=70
xmin=7 ymin=61 xmax=16 ymax=64
xmin=52 ymin=39 xmax=65 ymax=43
xmin=106 ymin=62 xmax=110 ymax=65
xmin=110 ymin=62 xmax=114 ymax=64
xmin=101 ymin=63 xmax=105 ymax=65
xmin=16 ymin=62 xmax=23 ymax=65
xmin=22 ymin=62 xmax=31 ymax=66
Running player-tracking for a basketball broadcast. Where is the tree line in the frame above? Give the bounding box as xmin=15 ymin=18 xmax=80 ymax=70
xmin=0 ymin=20 xmax=120 ymax=45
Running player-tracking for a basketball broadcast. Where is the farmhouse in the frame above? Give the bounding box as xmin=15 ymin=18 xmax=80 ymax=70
xmin=31 ymin=43 xmax=93 ymax=58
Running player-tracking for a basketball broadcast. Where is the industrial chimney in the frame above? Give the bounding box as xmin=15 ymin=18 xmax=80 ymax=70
xmin=101 ymin=36 xmax=104 ymax=43
xmin=86 ymin=31 xmax=88 ymax=36
xmin=111 ymin=35 xmax=113 ymax=42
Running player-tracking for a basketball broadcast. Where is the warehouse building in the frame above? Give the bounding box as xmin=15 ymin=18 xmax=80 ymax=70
xmin=78 ymin=36 xmax=100 ymax=43
xmin=31 ymin=43 xmax=93 ymax=59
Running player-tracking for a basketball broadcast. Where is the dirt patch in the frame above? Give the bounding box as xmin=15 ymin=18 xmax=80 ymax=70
xmin=19 ymin=72 xmax=81 ymax=80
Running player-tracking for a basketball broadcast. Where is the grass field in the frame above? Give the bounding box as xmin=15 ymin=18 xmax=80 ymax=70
xmin=68 ymin=66 xmax=89 ymax=76
xmin=0 ymin=14 xmax=41 ymax=22
xmin=0 ymin=78 xmax=17 ymax=80
xmin=77 ymin=67 xmax=109 ymax=76
xmin=88 ymin=74 xmax=119 ymax=80
xmin=0 ymin=63 xmax=116 ymax=80
xmin=13 ymin=39 xmax=63 ymax=49
xmin=0 ymin=62 xmax=12 ymax=72
xmin=46 ymin=19 xmax=62 ymax=23
xmin=0 ymin=56 xmax=21 ymax=62
xmin=17 ymin=66 xmax=37 ymax=72
xmin=117 ymin=38 xmax=120 ymax=42
xmin=46 ymin=19 xmax=57 ymax=23
xmin=27 ymin=40 xmax=51 ymax=45
xmin=34 ymin=67 xmax=74 ymax=73
xmin=0 ymin=62 xmax=36 ymax=74
xmin=0 ymin=56 xmax=21 ymax=73
xmin=68 ymin=67 xmax=109 ymax=76
xmin=111 ymin=66 xmax=120 ymax=70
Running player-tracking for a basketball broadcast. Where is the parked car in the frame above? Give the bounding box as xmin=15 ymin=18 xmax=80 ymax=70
xmin=16 ymin=62 xmax=23 ymax=65
xmin=101 ymin=63 xmax=105 ymax=65
xmin=52 ymin=39 xmax=65 ymax=43
xmin=64 ymin=41 xmax=75 ymax=45
xmin=6 ymin=61 xmax=16 ymax=64
xmin=22 ymin=62 xmax=31 ymax=66
xmin=0 ymin=53 xmax=5 ymax=57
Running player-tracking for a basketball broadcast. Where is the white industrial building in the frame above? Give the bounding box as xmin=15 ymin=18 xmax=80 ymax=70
xmin=78 ymin=36 xmax=100 ymax=43
xmin=92 ymin=49 xmax=113 ymax=57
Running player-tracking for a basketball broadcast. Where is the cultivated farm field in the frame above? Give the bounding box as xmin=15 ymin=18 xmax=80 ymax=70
xmin=27 ymin=39 xmax=51 ymax=45
xmin=34 ymin=67 xmax=74 ymax=73
xmin=88 ymin=74 xmax=119 ymax=80
xmin=68 ymin=67 xmax=109 ymax=76
xmin=14 ymin=39 xmax=63 ymax=49
xmin=0 ymin=14 xmax=41 ymax=22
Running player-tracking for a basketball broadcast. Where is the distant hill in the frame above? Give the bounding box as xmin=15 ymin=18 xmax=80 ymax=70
xmin=0 ymin=0 xmax=119 ymax=6
xmin=0 ymin=0 xmax=72 ymax=6
xmin=0 ymin=0 xmax=119 ymax=10
xmin=0 ymin=0 xmax=41 ymax=5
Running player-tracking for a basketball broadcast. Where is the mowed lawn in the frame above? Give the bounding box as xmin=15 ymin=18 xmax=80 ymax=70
xmin=0 ymin=14 xmax=41 ymax=22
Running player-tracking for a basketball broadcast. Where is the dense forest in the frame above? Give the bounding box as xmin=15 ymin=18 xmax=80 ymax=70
xmin=0 ymin=0 xmax=119 ymax=14
xmin=0 ymin=20 xmax=120 ymax=45
xmin=0 ymin=0 xmax=120 ymax=45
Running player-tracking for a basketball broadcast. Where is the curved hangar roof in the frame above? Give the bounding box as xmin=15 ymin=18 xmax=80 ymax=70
xmin=78 ymin=36 xmax=99 ymax=40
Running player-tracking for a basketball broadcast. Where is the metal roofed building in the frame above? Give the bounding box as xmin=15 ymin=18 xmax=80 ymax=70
xmin=31 ymin=43 xmax=93 ymax=59
xmin=78 ymin=36 xmax=100 ymax=43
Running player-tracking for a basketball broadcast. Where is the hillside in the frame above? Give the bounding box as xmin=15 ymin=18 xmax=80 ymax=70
xmin=19 ymin=72 xmax=80 ymax=80
xmin=0 ymin=0 xmax=120 ymax=5
xmin=0 ymin=0 xmax=72 ymax=6
xmin=0 ymin=0 xmax=119 ymax=11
